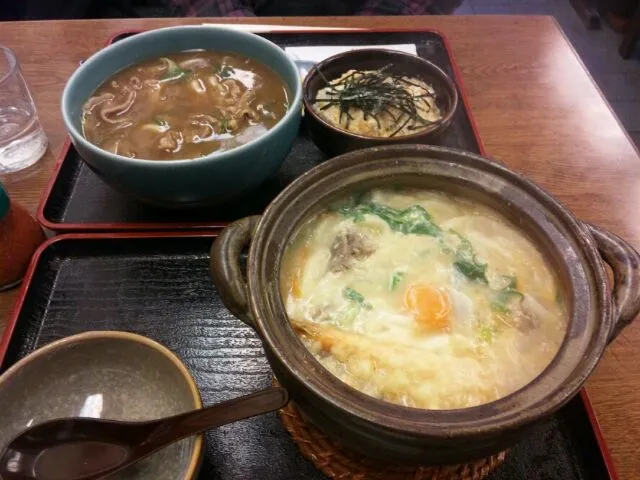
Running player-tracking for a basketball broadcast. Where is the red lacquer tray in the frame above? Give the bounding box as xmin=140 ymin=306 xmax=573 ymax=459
xmin=37 ymin=28 xmax=485 ymax=232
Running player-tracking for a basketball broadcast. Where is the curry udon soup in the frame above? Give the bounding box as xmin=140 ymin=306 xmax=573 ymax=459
xmin=280 ymin=189 xmax=568 ymax=410
xmin=81 ymin=51 xmax=290 ymax=160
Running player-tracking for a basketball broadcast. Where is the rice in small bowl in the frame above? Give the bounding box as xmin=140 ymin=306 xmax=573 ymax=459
xmin=313 ymin=68 xmax=442 ymax=138
xmin=302 ymin=49 xmax=458 ymax=156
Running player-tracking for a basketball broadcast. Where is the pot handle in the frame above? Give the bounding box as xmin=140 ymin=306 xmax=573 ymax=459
xmin=586 ymin=223 xmax=640 ymax=343
xmin=210 ymin=216 xmax=261 ymax=331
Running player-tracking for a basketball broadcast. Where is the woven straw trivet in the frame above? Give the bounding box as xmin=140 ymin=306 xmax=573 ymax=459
xmin=278 ymin=399 xmax=507 ymax=480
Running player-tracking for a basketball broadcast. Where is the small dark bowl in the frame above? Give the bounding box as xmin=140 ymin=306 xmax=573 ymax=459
xmin=302 ymin=49 xmax=459 ymax=157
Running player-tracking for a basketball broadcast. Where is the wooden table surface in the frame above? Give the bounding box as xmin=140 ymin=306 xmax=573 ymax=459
xmin=0 ymin=15 xmax=639 ymax=479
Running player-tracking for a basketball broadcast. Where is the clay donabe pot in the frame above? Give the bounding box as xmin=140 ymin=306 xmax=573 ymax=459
xmin=210 ymin=144 xmax=640 ymax=464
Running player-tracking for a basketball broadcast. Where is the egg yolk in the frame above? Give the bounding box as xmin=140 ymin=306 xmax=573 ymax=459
xmin=403 ymin=284 xmax=451 ymax=332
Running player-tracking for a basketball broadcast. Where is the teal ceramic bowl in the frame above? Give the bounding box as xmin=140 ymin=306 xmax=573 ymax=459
xmin=61 ymin=26 xmax=302 ymax=208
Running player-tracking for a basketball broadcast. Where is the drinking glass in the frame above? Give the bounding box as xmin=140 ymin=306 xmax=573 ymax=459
xmin=0 ymin=46 xmax=47 ymax=174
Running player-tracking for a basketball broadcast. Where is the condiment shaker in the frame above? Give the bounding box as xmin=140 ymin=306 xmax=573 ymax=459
xmin=0 ymin=182 xmax=46 ymax=291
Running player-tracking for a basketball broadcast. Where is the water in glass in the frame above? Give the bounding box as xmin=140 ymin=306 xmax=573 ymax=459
xmin=0 ymin=46 xmax=47 ymax=174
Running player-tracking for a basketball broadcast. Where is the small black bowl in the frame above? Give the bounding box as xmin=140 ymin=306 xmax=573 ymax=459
xmin=302 ymin=49 xmax=459 ymax=157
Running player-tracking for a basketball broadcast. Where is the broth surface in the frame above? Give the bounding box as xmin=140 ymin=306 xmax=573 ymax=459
xmin=82 ymin=51 xmax=289 ymax=160
xmin=281 ymin=189 xmax=568 ymax=410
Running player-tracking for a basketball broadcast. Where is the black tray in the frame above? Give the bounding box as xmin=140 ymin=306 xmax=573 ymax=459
xmin=0 ymin=234 xmax=616 ymax=480
xmin=38 ymin=29 xmax=485 ymax=232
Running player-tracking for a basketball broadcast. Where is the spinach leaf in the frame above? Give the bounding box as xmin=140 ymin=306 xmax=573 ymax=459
xmin=343 ymin=287 xmax=372 ymax=310
xmin=338 ymin=202 xmax=442 ymax=237
xmin=395 ymin=205 xmax=442 ymax=236
xmin=389 ymin=271 xmax=405 ymax=291
xmin=490 ymin=276 xmax=524 ymax=313
xmin=343 ymin=287 xmax=365 ymax=304
xmin=454 ymin=259 xmax=488 ymax=283
xmin=449 ymin=231 xmax=488 ymax=284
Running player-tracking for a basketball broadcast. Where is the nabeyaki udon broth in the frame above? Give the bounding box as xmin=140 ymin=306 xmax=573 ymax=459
xmin=281 ymin=188 xmax=568 ymax=410
xmin=82 ymin=51 xmax=289 ymax=160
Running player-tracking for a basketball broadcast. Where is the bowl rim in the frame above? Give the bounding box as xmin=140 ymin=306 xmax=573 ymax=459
xmin=61 ymin=25 xmax=303 ymax=167
xmin=301 ymin=48 xmax=459 ymax=141
xmin=0 ymin=330 xmax=203 ymax=480
xmin=248 ymin=144 xmax=610 ymax=439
